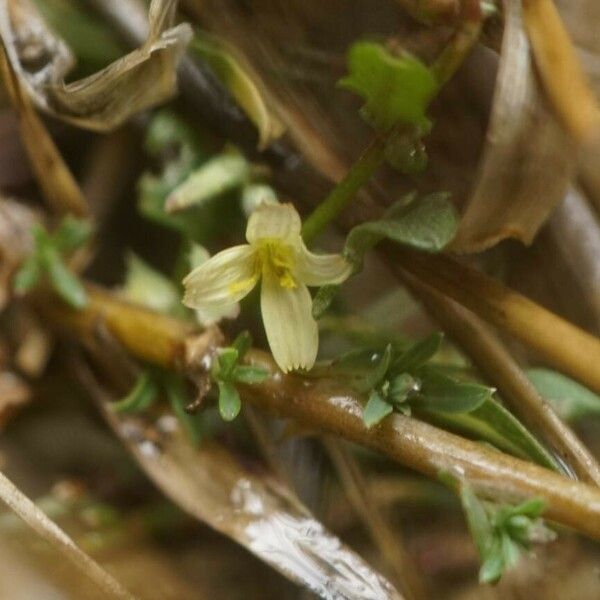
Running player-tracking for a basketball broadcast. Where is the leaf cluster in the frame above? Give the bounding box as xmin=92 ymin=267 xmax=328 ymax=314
xmin=13 ymin=216 xmax=92 ymax=308
xmin=458 ymin=481 xmax=556 ymax=583
xmin=210 ymin=332 xmax=269 ymax=421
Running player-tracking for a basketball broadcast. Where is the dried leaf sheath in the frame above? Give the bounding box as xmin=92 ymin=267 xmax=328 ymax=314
xmin=0 ymin=0 xmax=192 ymax=131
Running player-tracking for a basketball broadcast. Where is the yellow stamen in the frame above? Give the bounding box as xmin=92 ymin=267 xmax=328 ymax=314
xmin=256 ymin=239 xmax=297 ymax=289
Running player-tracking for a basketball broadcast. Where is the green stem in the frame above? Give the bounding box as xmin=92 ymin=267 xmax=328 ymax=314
xmin=301 ymin=135 xmax=387 ymax=244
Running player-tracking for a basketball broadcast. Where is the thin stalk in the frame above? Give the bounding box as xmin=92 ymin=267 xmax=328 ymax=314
xmin=387 ymin=246 xmax=600 ymax=394
xmin=0 ymin=470 xmax=135 ymax=600
xmin=37 ymin=285 xmax=600 ymax=541
xmin=301 ymin=3 xmax=483 ymax=244
xmin=301 ymin=135 xmax=387 ymax=243
xmin=399 ymin=269 xmax=600 ymax=486
xmin=323 ymin=438 xmax=428 ymax=600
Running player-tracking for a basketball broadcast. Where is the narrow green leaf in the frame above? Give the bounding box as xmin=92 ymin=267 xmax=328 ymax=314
xmin=418 ymin=370 xmax=492 ymax=414
xmin=218 ymin=381 xmax=242 ymax=421
xmin=339 ymin=41 xmax=437 ymax=131
xmin=165 ymin=375 xmax=202 ymax=446
xmin=526 ymin=368 xmax=600 ymax=421
xmin=312 ymin=284 xmax=340 ymax=319
xmin=113 ymin=372 xmax=158 ymax=414
xmin=418 ymin=397 xmax=560 ymax=471
xmin=45 ymin=254 xmax=87 ymax=309
xmin=392 ymin=332 xmax=443 ymax=374
xmin=231 ymin=331 xmax=253 ymax=361
xmin=458 ymin=482 xmax=493 ymax=557
xmin=52 ymin=216 xmax=93 ymax=252
xmin=166 ymin=153 xmax=249 ymax=213
xmin=363 ymin=390 xmax=393 ymax=428
xmin=13 ymin=256 xmax=41 ymax=294
xmin=478 ymin=539 xmax=505 ymax=584
xmin=355 ymin=344 xmax=393 ymax=393
xmin=232 ymin=365 xmax=269 ymax=385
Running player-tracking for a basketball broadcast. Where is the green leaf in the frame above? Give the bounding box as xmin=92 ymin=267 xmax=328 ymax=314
xmin=13 ymin=256 xmax=41 ymax=294
xmin=391 ymin=332 xmax=443 ymax=374
xmin=311 ymin=284 xmax=340 ymax=319
xmin=165 ymin=153 xmax=249 ymax=213
xmin=417 ymin=369 xmax=492 ymax=414
xmin=52 ymin=216 xmax=93 ymax=252
xmin=339 ymin=41 xmax=437 ymax=131
xmin=165 ymin=375 xmax=202 ymax=446
xmin=192 ymin=33 xmax=284 ymax=149
xmin=113 ymin=372 xmax=158 ymax=414
xmin=355 ymin=344 xmax=393 ymax=393
xmin=344 ymin=193 xmax=458 ymax=267
xmin=478 ymin=538 xmax=505 ymax=584
xmin=363 ymin=389 xmax=393 ymax=428
xmin=388 ymin=373 xmax=420 ymax=405
xmin=458 ymin=482 xmax=493 ymax=557
xmin=45 ymin=253 xmax=87 ymax=309
xmin=231 ymin=331 xmax=253 ymax=361
xmin=526 ymin=368 xmax=600 ymax=421
xmin=216 ymin=348 xmax=239 ymax=380
xmin=384 ymin=130 xmax=429 ymax=174
xmin=218 ymin=380 xmax=242 ymax=421
xmin=232 ymin=365 xmax=269 ymax=385
xmin=419 ymin=395 xmax=560 ymax=471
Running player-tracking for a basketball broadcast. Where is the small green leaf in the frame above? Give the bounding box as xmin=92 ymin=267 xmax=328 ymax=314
xmin=232 ymin=365 xmax=269 ymax=385
xmin=216 ymin=348 xmax=239 ymax=380
xmin=231 ymin=331 xmax=253 ymax=361
xmin=312 ymin=284 xmax=340 ymax=319
xmin=192 ymin=33 xmax=285 ymax=149
xmin=391 ymin=332 xmax=443 ymax=374
xmin=165 ymin=153 xmax=249 ymax=213
xmin=458 ymin=482 xmax=493 ymax=557
xmin=384 ymin=131 xmax=429 ymax=174
xmin=388 ymin=373 xmax=419 ymax=405
xmin=418 ymin=370 xmax=492 ymax=414
xmin=363 ymin=389 xmax=393 ymax=427
xmin=344 ymin=193 xmax=458 ymax=268
xmin=478 ymin=539 xmax=505 ymax=584
xmin=13 ymin=256 xmax=41 ymax=293
xmin=52 ymin=216 xmax=93 ymax=252
xmin=45 ymin=253 xmax=87 ymax=309
xmin=218 ymin=380 xmax=242 ymax=421
xmin=526 ymin=368 xmax=600 ymax=421
xmin=339 ymin=41 xmax=437 ymax=131
xmin=113 ymin=372 xmax=158 ymax=413
xmin=355 ymin=344 xmax=393 ymax=393
xmin=165 ymin=375 xmax=202 ymax=446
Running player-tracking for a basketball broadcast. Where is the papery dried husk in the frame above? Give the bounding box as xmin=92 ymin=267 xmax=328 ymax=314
xmin=450 ymin=0 xmax=577 ymax=252
xmin=79 ymin=359 xmax=403 ymax=600
xmin=0 ymin=0 xmax=191 ymax=131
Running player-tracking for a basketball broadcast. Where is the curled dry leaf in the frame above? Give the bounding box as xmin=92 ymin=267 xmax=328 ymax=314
xmin=78 ymin=359 xmax=403 ymax=600
xmin=451 ymin=0 xmax=577 ymax=252
xmin=0 ymin=371 xmax=30 ymax=428
xmin=0 ymin=0 xmax=192 ymax=132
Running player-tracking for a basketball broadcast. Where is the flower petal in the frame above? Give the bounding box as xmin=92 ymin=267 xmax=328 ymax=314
xmin=295 ymin=244 xmax=353 ymax=286
xmin=246 ymin=203 xmax=301 ymax=245
xmin=261 ymin=276 xmax=318 ymax=372
xmin=183 ymin=245 xmax=258 ymax=308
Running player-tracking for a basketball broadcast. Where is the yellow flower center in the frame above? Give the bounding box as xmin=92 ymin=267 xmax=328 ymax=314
xmin=256 ymin=239 xmax=297 ymax=289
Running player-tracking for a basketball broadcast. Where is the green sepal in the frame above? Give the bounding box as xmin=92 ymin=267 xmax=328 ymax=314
xmin=218 ymin=380 xmax=242 ymax=421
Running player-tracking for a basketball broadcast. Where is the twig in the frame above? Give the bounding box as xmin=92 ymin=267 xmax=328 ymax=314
xmin=385 ymin=246 xmax=600 ymax=394
xmin=35 ymin=285 xmax=600 ymax=541
xmin=398 ymin=269 xmax=600 ymax=486
xmin=0 ymin=470 xmax=135 ymax=599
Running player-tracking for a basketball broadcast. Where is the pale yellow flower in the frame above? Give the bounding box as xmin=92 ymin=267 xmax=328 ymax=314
xmin=183 ymin=203 xmax=352 ymax=372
